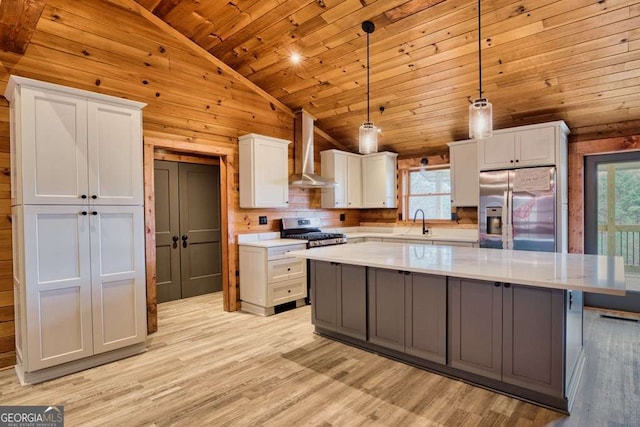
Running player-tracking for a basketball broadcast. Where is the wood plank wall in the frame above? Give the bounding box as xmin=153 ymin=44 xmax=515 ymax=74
xmin=0 ymin=0 xmax=360 ymax=370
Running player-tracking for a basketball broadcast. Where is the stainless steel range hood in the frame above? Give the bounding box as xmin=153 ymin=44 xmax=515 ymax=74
xmin=289 ymin=109 xmax=337 ymax=188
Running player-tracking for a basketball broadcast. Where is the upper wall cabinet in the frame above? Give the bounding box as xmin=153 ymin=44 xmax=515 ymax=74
xmin=477 ymin=122 xmax=569 ymax=171
xmin=6 ymin=76 xmax=145 ymax=206
xmin=447 ymin=139 xmax=478 ymax=207
xmin=362 ymin=152 xmax=398 ymax=208
xmin=320 ymin=149 xmax=362 ymax=209
xmin=239 ymin=133 xmax=290 ymax=208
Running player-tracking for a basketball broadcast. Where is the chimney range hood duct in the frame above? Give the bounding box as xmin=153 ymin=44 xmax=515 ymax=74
xmin=289 ymin=109 xmax=337 ymax=188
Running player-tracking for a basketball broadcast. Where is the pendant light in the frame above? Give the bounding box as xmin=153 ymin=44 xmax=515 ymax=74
xmin=469 ymin=0 xmax=493 ymax=140
xmin=359 ymin=20 xmax=378 ymax=154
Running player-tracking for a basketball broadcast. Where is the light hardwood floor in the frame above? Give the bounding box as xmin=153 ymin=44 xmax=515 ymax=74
xmin=0 ymin=293 xmax=638 ymax=426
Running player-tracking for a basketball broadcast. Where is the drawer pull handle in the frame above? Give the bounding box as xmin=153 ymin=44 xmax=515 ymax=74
xmin=288 ymin=290 xmax=291 ymax=293
xmin=287 ymin=267 xmax=291 ymax=271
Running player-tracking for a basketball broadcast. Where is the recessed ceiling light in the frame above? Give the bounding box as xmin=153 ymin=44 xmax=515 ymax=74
xmin=290 ymin=52 xmax=301 ymax=63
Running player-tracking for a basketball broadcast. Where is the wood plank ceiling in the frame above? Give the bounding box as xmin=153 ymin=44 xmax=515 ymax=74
xmin=139 ymin=0 xmax=640 ymax=156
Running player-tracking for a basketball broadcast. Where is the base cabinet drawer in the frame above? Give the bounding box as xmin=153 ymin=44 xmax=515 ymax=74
xmin=268 ymin=258 xmax=305 ymax=282
xmin=268 ymin=279 xmax=306 ymax=306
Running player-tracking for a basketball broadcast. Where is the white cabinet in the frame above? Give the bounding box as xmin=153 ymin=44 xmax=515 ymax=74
xmin=320 ymin=149 xmax=362 ymax=208
xmin=447 ymin=140 xmax=478 ymax=207
xmin=11 ymin=84 xmax=143 ymax=206
xmin=239 ymin=243 xmax=307 ymax=316
xmin=478 ymin=122 xmax=567 ymax=171
xmin=239 ymin=134 xmax=290 ymax=208
xmin=362 ymin=152 xmax=398 ymax=208
xmin=15 ymin=205 xmax=146 ymax=372
xmin=6 ymin=76 xmax=147 ymax=384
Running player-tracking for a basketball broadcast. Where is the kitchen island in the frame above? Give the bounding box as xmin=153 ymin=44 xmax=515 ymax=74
xmin=288 ymin=242 xmax=625 ymax=413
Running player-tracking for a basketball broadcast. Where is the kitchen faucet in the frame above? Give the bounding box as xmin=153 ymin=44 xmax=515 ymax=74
xmin=412 ymin=209 xmax=429 ymax=235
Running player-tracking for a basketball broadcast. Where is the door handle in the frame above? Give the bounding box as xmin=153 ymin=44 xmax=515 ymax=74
xmin=172 ymin=235 xmax=179 ymax=249
xmin=182 ymin=235 xmax=188 ymax=248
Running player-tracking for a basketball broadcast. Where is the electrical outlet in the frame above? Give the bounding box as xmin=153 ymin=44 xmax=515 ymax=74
xmin=259 ymin=216 xmax=267 ymax=225
xmin=339 ymin=213 xmax=345 ymax=221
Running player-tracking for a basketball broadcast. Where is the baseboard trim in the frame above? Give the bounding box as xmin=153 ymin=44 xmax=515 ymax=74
xmin=15 ymin=343 xmax=147 ymax=385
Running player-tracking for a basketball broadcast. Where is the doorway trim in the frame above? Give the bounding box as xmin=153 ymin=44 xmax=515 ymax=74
xmin=144 ymin=136 xmax=236 ymax=333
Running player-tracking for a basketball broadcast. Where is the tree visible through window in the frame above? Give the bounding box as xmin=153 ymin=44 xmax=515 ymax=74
xmin=406 ymin=168 xmax=451 ymax=220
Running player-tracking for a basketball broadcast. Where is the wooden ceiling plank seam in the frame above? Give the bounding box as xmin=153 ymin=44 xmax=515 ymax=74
xmin=0 ymin=0 xmax=46 ymax=54
xmin=199 ymin=0 xmax=289 ymax=50
xmin=44 ymin=0 xmax=206 ymax=58
xmin=277 ymin=1 xmax=633 ymax=105
xmin=284 ymin=9 xmax=637 ymax=112
xmin=106 ymin=0 xmax=295 ymax=117
xmin=209 ymin=0 xmax=315 ymax=63
xmin=247 ymin=0 xmax=559 ymax=91
xmin=32 ymin=15 xmax=261 ymax=97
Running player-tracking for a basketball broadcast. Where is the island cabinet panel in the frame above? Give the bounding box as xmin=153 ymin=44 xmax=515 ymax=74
xmin=310 ymin=261 xmax=366 ymax=339
xmin=404 ymin=273 xmax=447 ymax=364
xmin=310 ymin=261 xmax=338 ymax=330
xmin=368 ymin=268 xmax=406 ymax=352
xmin=449 ymin=278 xmax=565 ymax=398
xmin=502 ymin=285 xmax=564 ymax=398
xmin=449 ymin=278 xmax=503 ymax=381
xmin=336 ymin=264 xmax=367 ymax=340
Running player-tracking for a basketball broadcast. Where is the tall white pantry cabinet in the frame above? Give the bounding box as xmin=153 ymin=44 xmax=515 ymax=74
xmin=6 ymin=76 xmax=147 ymax=384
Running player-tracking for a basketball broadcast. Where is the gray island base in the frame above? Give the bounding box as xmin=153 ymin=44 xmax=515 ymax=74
xmin=288 ymin=242 xmax=626 ymax=414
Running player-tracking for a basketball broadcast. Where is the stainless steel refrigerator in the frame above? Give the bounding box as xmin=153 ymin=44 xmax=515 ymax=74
xmin=479 ymin=166 xmax=560 ymax=252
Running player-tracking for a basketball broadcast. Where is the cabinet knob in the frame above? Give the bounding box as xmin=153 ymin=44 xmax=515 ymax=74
xmin=172 ymin=236 xmax=179 ymax=249
xmin=287 ymin=267 xmax=291 ymax=271
xmin=515 ymin=159 xmax=519 ymax=163
xmin=288 ymin=289 xmax=291 ymax=293
xmin=494 ymin=282 xmax=501 ymax=287
xmin=182 ymin=235 xmax=188 ymax=248
xmin=504 ymin=283 xmax=511 ymax=288
xmin=92 ymin=211 xmax=98 ymax=215
xmin=81 ymin=211 xmax=88 ymax=216
xmin=510 ymin=160 xmax=514 ymax=163
xmin=81 ymin=194 xmax=87 ymax=199
xmin=91 ymin=195 xmax=98 ymax=199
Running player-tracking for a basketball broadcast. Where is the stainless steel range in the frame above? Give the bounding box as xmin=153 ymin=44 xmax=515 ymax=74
xmin=281 ymin=217 xmax=347 ymax=248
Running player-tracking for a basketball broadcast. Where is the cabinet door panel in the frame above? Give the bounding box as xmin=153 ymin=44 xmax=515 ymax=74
xmin=20 ymin=88 xmax=89 ymax=205
xmin=449 ymin=278 xmax=502 ymax=380
xmin=449 ymin=141 xmax=478 ymax=207
xmin=255 ymin=140 xmax=289 ymax=207
xmin=346 ymin=155 xmax=362 ymax=207
xmin=478 ymin=133 xmax=514 ymax=170
xmin=516 ymin=127 xmax=555 ymax=167
xmin=23 ymin=206 xmax=92 ymax=371
xmin=91 ymin=206 xmax=146 ymax=354
xmin=368 ymin=268 xmax=405 ymax=351
xmin=87 ymin=102 xmax=143 ymax=205
xmin=503 ymin=285 xmax=564 ymax=397
xmin=310 ymin=261 xmax=337 ymax=330
xmin=405 ymin=273 xmax=446 ymax=364
xmin=337 ymin=264 xmax=366 ymax=339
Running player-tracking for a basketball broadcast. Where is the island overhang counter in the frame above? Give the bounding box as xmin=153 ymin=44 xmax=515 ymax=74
xmin=288 ymin=242 xmax=626 ymax=414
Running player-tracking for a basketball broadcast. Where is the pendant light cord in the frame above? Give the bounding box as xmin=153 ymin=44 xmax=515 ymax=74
xmin=478 ymin=0 xmax=482 ymax=98
xmin=367 ymin=30 xmax=370 ymax=123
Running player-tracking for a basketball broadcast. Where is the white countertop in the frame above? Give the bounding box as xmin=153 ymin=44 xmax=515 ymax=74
xmin=288 ymin=242 xmax=626 ymax=296
xmin=238 ymin=238 xmax=307 ymax=248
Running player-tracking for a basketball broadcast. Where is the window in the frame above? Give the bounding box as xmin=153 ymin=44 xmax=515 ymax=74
xmin=403 ymin=167 xmax=451 ymax=220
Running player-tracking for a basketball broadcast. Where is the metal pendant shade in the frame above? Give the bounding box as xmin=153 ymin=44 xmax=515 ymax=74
xmin=359 ymin=20 xmax=378 ymax=154
xmin=469 ymin=0 xmax=493 ymax=140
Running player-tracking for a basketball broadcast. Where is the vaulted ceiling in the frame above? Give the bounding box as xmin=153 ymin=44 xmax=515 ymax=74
xmin=96 ymin=1 xmax=640 ymax=155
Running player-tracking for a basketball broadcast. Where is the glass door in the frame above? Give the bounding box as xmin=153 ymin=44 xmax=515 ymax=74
xmin=585 ymin=152 xmax=640 ymax=312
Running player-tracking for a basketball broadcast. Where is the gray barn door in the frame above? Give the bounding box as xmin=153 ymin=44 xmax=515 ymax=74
xmin=154 ymin=160 xmax=221 ymax=302
xmin=155 ymin=161 xmax=181 ymax=303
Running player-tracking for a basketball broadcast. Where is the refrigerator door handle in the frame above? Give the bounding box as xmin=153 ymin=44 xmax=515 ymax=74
xmin=506 ymin=189 xmax=514 ymax=249
xmin=502 ymin=190 xmax=509 ymax=249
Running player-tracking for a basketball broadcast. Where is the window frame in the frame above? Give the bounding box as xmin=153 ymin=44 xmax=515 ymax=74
xmin=401 ymin=164 xmax=452 ymax=222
